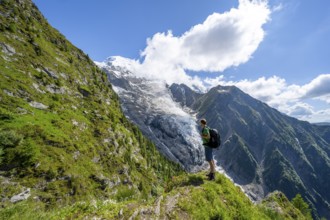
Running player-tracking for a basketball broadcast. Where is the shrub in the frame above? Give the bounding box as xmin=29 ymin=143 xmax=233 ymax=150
xmin=0 ymin=108 xmax=14 ymax=121
xmin=68 ymin=57 xmax=74 ymax=64
xmin=0 ymin=130 xmax=40 ymax=168
xmin=115 ymin=186 xmax=135 ymax=202
xmin=45 ymin=167 xmax=57 ymax=181
xmin=0 ymin=130 xmax=23 ymax=148
xmin=15 ymin=138 xmax=40 ymax=167
xmin=7 ymin=23 xmax=16 ymax=33
xmin=34 ymin=44 xmax=42 ymax=56
xmin=292 ymin=194 xmax=312 ymax=219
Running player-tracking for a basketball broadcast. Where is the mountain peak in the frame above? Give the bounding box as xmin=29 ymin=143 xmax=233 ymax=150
xmin=169 ymin=82 xmax=330 ymax=219
xmin=169 ymin=83 xmax=202 ymax=108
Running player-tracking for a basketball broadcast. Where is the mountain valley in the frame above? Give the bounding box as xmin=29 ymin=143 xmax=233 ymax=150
xmin=99 ymin=59 xmax=330 ymax=219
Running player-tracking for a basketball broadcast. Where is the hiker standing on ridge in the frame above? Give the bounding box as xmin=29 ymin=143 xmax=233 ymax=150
xmin=200 ymin=119 xmax=216 ymax=180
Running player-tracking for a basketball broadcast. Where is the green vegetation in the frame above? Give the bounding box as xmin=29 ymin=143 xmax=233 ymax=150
xmin=0 ymin=0 xmax=181 ymax=211
xmin=291 ymin=194 xmax=313 ymax=219
xmin=0 ymin=0 xmax=314 ymax=219
xmin=262 ymin=148 xmax=306 ymax=199
xmin=261 ymin=191 xmax=313 ymax=220
xmin=0 ymin=172 xmax=311 ymax=219
xmin=167 ymin=173 xmax=309 ymax=220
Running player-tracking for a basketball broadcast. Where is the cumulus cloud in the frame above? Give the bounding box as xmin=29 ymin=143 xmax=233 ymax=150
xmin=102 ymin=0 xmax=330 ymax=123
xmin=228 ymin=76 xmax=288 ymax=103
xmin=219 ymin=74 xmax=330 ymax=122
xmin=318 ymin=95 xmax=330 ymax=104
xmin=286 ymin=102 xmax=314 ymax=117
xmin=302 ymin=74 xmax=330 ymax=99
xmin=109 ymin=0 xmax=270 ymax=90
xmin=178 ymin=0 xmax=270 ymax=72
xmin=297 ymin=109 xmax=330 ymax=123
xmin=217 ymin=74 xmax=330 ymax=101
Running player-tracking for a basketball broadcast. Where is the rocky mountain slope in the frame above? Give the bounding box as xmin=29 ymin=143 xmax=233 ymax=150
xmin=0 ymin=0 xmax=314 ymax=219
xmin=170 ymin=83 xmax=330 ymax=219
xmin=98 ymin=57 xmax=329 ymax=219
xmin=98 ymin=61 xmax=205 ymax=172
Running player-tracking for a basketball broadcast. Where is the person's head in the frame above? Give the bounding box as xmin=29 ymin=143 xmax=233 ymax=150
xmin=200 ymin=119 xmax=207 ymax=127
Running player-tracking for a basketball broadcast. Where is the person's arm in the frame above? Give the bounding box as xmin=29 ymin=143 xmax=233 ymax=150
xmin=202 ymin=128 xmax=210 ymax=139
xmin=202 ymin=133 xmax=210 ymax=139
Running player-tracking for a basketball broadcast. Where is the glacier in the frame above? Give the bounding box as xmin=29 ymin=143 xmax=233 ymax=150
xmin=96 ymin=58 xmax=205 ymax=172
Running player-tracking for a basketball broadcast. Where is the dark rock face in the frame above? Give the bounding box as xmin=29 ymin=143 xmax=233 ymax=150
xmin=99 ymin=64 xmax=205 ymax=172
xmin=171 ymin=84 xmax=330 ymax=219
xmin=169 ymin=83 xmax=202 ymax=108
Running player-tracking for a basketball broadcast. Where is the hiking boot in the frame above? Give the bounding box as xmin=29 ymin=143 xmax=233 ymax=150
xmin=206 ymin=172 xmax=212 ymax=177
xmin=207 ymin=172 xmax=215 ymax=181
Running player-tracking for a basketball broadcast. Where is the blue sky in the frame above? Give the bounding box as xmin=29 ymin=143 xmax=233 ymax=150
xmin=33 ymin=0 xmax=236 ymax=60
xmin=33 ymin=0 xmax=330 ymax=123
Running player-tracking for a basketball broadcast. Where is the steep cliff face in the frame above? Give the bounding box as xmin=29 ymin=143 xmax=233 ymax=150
xmin=171 ymin=84 xmax=330 ymax=219
xmin=169 ymin=83 xmax=203 ymax=108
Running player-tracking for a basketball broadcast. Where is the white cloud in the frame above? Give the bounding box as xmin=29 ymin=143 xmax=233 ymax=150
xmin=109 ymin=0 xmax=270 ymax=90
xmin=102 ymin=0 xmax=330 ymax=123
xmin=318 ymin=95 xmax=330 ymax=104
xmin=297 ymin=109 xmax=330 ymax=123
xmin=228 ymin=76 xmax=288 ymax=102
xmin=272 ymin=3 xmax=283 ymax=12
xmin=178 ymin=0 xmax=270 ymax=72
xmin=204 ymin=75 xmax=225 ymax=88
xmin=286 ymin=102 xmax=314 ymax=117
xmin=218 ymin=74 xmax=330 ymax=122
xmin=302 ymin=74 xmax=330 ymax=99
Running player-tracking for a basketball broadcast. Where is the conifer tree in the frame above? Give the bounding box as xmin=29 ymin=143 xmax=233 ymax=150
xmin=292 ymin=194 xmax=312 ymax=219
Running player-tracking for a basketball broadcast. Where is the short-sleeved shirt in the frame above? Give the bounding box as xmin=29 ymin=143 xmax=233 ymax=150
xmin=202 ymin=127 xmax=210 ymax=145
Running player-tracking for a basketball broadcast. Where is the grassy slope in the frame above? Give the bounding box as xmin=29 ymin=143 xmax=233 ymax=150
xmin=0 ymin=172 xmax=310 ymax=220
xmin=0 ymin=0 xmax=311 ymax=219
xmin=0 ymin=0 xmax=181 ymax=209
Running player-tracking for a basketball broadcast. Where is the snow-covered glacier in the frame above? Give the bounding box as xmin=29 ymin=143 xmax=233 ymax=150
xmin=96 ymin=58 xmax=205 ymax=171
